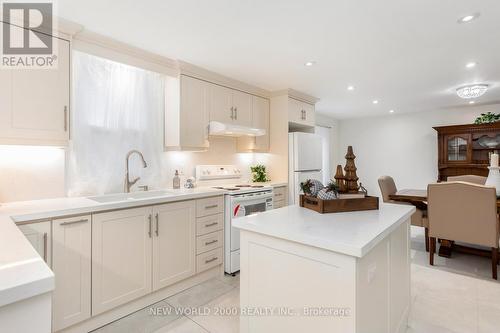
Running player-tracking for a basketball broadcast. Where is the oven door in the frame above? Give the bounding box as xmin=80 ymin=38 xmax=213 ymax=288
xmin=230 ymin=194 xmax=273 ymax=252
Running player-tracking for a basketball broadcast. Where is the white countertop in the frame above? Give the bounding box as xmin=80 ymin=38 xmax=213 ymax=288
xmin=0 ymin=186 xmax=225 ymax=308
xmin=233 ymin=203 xmax=415 ymax=258
xmin=1 ymin=187 xmax=225 ymax=223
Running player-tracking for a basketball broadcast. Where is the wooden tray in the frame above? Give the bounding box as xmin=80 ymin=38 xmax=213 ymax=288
xmin=299 ymin=194 xmax=379 ymax=213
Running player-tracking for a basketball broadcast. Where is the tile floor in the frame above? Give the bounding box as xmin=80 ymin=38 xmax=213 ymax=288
xmin=93 ymin=227 xmax=500 ymax=333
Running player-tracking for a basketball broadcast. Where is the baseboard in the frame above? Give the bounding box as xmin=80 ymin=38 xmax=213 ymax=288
xmin=58 ymin=265 xmax=223 ymax=333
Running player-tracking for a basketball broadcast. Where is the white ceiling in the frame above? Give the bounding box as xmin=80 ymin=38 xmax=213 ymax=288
xmin=59 ymin=0 xmax=500 ymax=119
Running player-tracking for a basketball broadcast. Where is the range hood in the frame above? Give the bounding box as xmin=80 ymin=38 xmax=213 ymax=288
xmin=209 ymin=121 xmax=266 ymax=137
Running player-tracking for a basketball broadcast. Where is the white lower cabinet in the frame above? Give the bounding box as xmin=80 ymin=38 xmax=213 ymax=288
xmin=153 ymin=201 xmax=196 ymax=291
xmin=18 ymin=221 xmax=51 ymax=266
xmin=92 ymin=207 xmax=153 ymax=315
xmin=52 ymin=216 xmax=91 ymax=331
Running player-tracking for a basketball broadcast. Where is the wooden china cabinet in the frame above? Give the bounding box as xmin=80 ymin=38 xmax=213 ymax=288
xmin=434 ymin=123 xmax=500 ymax=181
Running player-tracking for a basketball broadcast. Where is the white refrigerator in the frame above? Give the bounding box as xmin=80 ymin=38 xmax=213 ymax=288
xmin=288 ymin=132 xmax=323 ymax=204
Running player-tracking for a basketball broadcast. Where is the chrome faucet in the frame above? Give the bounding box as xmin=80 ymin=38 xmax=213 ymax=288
xmin=124 ymin=150 xmax=148 ymax=193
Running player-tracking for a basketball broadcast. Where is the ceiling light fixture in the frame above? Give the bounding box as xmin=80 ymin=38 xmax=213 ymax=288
xmin=465 ymin=62 xmax=477 ymax=69
xmin=304 ymin=61 xmax=316 ymax=67
xmin=458 ymin=13 xmax=479 ymax=24
xmin=372 ymin=100 xmax=379 ymax=104
xmin=389 ymin=110 xmax=395 ymax=113
xmin=456 ymin=84 xmax=488 ymax=99
xmin=469 ymin=101 xmax=475 ymax=104
xmin=347 ymin=85 xmax=355 ymax=91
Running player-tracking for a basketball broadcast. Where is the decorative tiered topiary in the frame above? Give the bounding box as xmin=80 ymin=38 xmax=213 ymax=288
xmin=344 ymin=146 xmax=360 ymax=193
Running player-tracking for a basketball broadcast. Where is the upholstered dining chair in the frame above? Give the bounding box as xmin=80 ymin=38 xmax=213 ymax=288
xmin=427 ymin=182 xmax=499 ymax=279
xmin=447 ymin=175 xmax=487 ymax=185
xmin=378 ymin=176 xmax=429 ymax=251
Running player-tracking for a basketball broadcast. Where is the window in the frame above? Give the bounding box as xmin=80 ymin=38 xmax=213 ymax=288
xmin=68 ymin=51 xmax=165 ymax=195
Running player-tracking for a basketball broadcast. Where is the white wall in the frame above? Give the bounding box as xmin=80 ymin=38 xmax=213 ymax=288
xmin=0 ymin=137 xmax=270 ymax=202
xmin=337 ymin=104 xmax=500 ymax=196
xmin=0 ymin=146 xmax=66 ymax=202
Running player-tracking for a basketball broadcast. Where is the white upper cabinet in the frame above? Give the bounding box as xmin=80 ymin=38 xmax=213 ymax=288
xmin=210 ymin=84 xmax=234 ymax=124
xmin=237 ymin=95 xmax=270 ymax=152
xmin=232 ymin=90 xmax=252 ymax=126
xmin=288 ymin=97 xmax=315 ymax=127
xmin=165 ymin=75 xmax=210 ymax=151
xmin=209 ymin=84 xmax=253 ymax=127
xmin=0 ymin=23 xmax=70 ymax=146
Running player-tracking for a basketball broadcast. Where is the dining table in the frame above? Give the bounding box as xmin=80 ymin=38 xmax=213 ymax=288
xmin=389 ymin=189 xmax=500 ymax=258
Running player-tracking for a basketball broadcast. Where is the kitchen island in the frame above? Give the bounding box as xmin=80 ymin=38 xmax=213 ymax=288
xmin=233 ymin=203 xmax=415 ymax=333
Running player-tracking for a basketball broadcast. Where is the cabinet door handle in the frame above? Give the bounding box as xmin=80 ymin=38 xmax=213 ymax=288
xmin=230 ymin=106 xmax=234 ymax=120
xmin=43 ymin=232 xmax=48 ymax=263
xmin=64 ymin=106 xmax=68 ymax=131
xmin=148 ymin=214 xmax=152 ymax=238
xmin=205 ymin=222 xmax=218 ymax=227
xmin=205 ymin=239 xmax=218 ymax=246
xmin=205 ymin=257 xmax=218 ymax=264
xmin=205 ymin=204 xmax=218 ymax=209
xmin=60 ymin=218 xmax=88 ymax=226
xmin=155 ymin=213 xmax=159 ymax=236
xmin=234 ymin=107 xmax=238 ymax=120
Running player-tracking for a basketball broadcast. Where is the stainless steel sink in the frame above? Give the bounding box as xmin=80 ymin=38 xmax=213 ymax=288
xmin=87 ymin=190 xmax=174 ymax=203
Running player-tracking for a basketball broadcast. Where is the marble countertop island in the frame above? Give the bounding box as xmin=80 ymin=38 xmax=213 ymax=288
xmin=233 ymin=203 xmax=415 ymax=257
xmin=234 ymin=203 xmax=415 ymax=333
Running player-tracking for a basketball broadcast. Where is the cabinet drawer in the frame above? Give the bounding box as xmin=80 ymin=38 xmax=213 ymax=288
xmin=196 ymin=231 xmax=223 ymax=255
xmin=273 ymin=200 xmax=286 ymax=209
xmin=197 ymin=213 xmax=223 ymax=236
xmin=196 ymin=196 xmax=224 ymax=217
xmin=196 ymin=247 xmax=223 ymax=273
xmin=273 ymin=186 xmax=287 ymax=200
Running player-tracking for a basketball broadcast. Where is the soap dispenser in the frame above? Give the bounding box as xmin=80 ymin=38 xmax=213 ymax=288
xmin=173 ymin=170 xmax=181 ymax=189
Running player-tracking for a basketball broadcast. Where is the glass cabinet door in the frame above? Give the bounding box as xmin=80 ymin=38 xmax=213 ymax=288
xmin=446 ymin=136 xmax=468 ymax=161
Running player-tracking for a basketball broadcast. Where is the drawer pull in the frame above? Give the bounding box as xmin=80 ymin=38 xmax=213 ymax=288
xmin=205 ymin=257 xmax=218 ymax=264
xmin=60 ymin=219 xmax=88 ymax=226
xmin=148 ymin=215 xmax=152 ymax=238
xmin=205 ymin=239 xmax=218 ymax=246
xmin=204 ymin=222 xmax=218 ymax=227
xmin=275 ymin=193 xmax=283 ymax=196
xmin=205 ymin=204 xmax=218 ymax=209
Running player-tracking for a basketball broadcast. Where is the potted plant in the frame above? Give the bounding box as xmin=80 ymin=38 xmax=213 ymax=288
xmin=250 ymin=164 xmax=269 ymax=183
xmin=474 ymin=112 xmax=500 ymax=124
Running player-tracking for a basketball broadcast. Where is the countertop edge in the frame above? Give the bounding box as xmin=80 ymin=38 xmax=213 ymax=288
xmin=234 ymin=204 xmax=416 ymax=258
xmin=8 ymin=189 xmax=226 ymax=223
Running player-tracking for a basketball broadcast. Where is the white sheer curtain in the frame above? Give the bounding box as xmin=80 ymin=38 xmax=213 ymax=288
xmin=68 ymin=51 xmax=165 ymax=196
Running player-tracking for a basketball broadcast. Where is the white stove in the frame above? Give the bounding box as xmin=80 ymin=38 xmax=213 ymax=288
xmin=196 ymin=165 xmax=274 ymax=274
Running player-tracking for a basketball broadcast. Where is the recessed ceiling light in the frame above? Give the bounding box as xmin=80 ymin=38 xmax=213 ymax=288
xmin=469 ymin=101 xmax=475 ymax=104
xmin=389 ymin=110 xmax=395 ymax=113
xmin=456 ymin=84 xmax=488 ymax=99
xmin=347 ymin=85 xmax=355 ymax=91
xmin=304 ymin=61 xmax=316 ymax=67
xmin=465 ymin=62 xmax=477 ymax=69
xmin=372 ymin=100 xmax=379 ymax=104
xmin=458 ymin=13 xmax=480 ymax=24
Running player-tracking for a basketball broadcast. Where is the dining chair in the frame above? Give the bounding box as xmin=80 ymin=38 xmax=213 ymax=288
xmin=378 ymin=176 xmax=429 ymax=251
xmin=447 ymin=175 xmax=487 ymax=185
xmin=427 ymin=181 xmax=499 ymax=279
